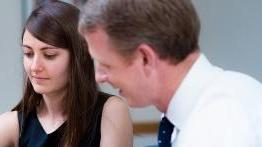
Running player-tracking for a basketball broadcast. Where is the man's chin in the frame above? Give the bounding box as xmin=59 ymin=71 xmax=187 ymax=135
xmin=126 ymin=99 xmax=150 ymax=108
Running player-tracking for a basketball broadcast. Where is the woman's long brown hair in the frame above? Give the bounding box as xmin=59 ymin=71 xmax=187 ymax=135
xmin=13 ymin=1 xmax=98 ymax=146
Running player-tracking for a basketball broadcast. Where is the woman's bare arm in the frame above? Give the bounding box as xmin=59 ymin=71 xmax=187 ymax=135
xmin=100 ymin=96 xmax=133 ymax=147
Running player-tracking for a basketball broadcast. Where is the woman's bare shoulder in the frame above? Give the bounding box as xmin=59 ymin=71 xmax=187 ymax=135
xmin=102 ymin=96 xmax=132 ymax=122
xmin=103 ymin=96 xmax=129 ymax=112
xmin=0 ymin=111 xmax=19 ymax=147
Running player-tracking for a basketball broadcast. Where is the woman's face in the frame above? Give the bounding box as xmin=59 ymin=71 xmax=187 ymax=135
xmin=22 ymin=30 xmax=70 ymax=96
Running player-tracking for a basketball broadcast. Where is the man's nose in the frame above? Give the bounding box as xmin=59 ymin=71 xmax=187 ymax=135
xmin=95 ymin=66 xmax=108 ymax=83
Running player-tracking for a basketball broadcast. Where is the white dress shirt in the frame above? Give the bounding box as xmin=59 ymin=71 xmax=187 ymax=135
xmin=165 ymin=54 xmax=262 ymax=147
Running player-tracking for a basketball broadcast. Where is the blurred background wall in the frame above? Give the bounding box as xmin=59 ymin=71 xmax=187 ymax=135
xmin=0 ymin=1 xmax=23 ymax=113
xmin=0 ymin=0 xmax=261 ymax=146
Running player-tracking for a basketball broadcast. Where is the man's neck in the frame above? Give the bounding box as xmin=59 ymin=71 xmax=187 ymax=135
xmin=156 ymin=51 xmax=200 ymax=112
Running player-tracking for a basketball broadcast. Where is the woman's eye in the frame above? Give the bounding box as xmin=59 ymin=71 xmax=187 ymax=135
xmin=44 ymin=54 xmax=57 ymax=60
xmin=24 ymin=52 xmax=33 ymax=58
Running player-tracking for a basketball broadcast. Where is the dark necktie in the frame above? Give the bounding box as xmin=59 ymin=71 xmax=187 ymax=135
xmin=158 ymin=116 xmax=174 ymax=147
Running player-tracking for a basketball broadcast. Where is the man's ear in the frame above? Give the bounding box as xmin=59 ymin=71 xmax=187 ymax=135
xmin=136 ymin=44 xmax=158 ymax=76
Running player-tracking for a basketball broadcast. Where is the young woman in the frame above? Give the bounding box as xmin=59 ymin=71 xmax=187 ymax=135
xmin=0 ymin=1 xmax=133 ymax=147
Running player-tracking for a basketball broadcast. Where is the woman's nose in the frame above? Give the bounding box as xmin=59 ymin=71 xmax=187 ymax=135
xmin=31 ymin=55 xmax=44 ymax=72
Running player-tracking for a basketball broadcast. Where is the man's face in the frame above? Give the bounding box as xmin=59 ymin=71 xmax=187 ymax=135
xmin=84 ymin=28 xmax=154 ymax=107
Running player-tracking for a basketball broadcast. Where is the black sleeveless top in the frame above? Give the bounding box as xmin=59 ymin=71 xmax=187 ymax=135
xmin=18 ymin=92 xmax=110 ymax=147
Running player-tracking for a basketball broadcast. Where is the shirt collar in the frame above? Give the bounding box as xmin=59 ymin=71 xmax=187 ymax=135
xmin=165 ymin=54 xmax=219 ymax=130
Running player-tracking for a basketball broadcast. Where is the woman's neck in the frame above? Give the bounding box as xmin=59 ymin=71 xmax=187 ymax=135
xmin=38 ymin=90 xmax=67 ymax=122
xmin=44 ymin=90 xmax=66 ymax=114
xmin=36 ymin=91 xmax=67 ymax=134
